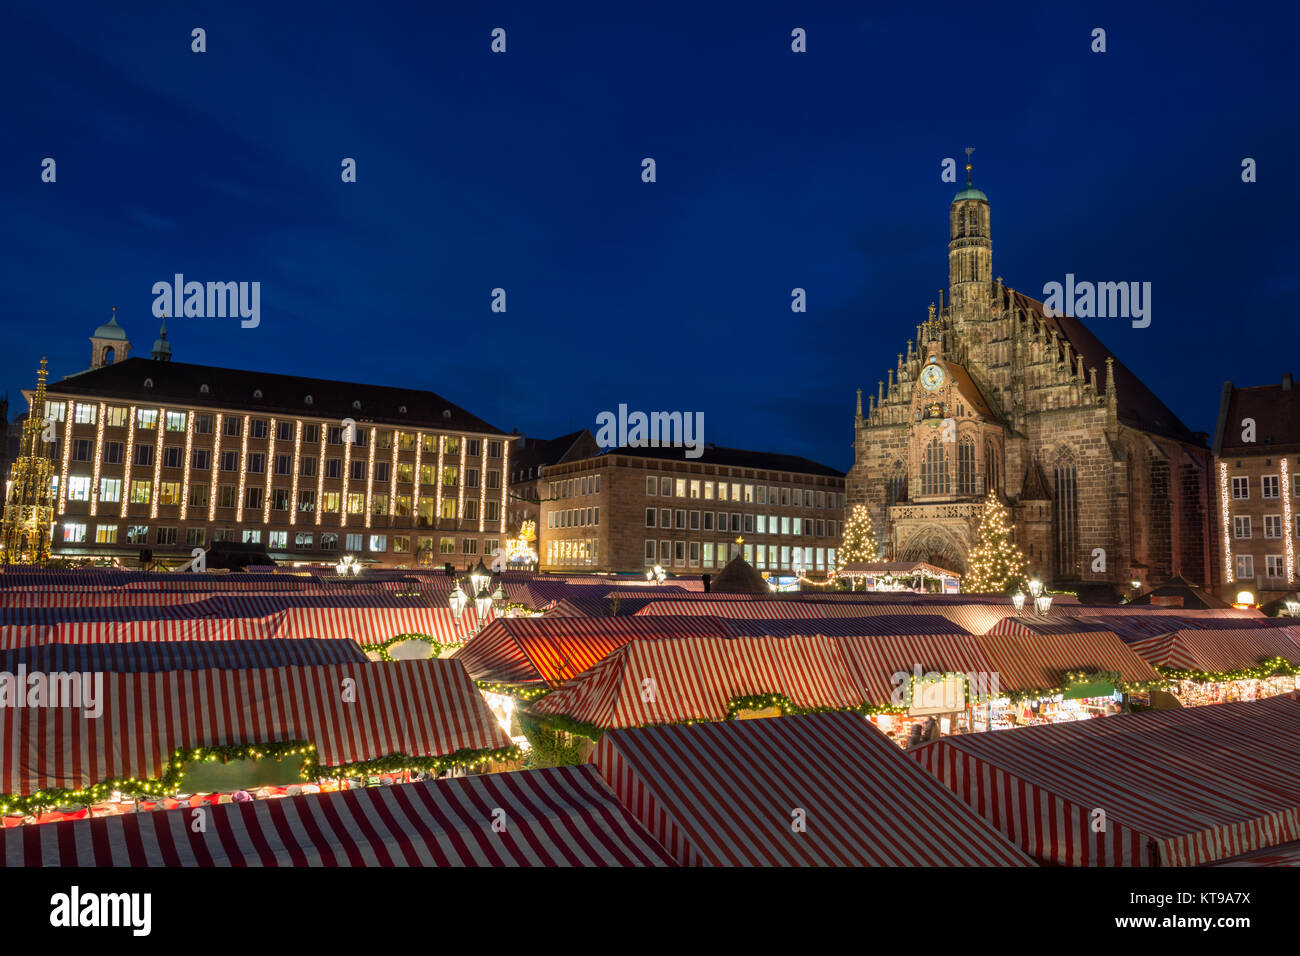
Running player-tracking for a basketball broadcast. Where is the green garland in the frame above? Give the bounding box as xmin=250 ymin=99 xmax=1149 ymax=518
xmin=0 ymin=739 xmax=521 ymax=816
xmin=518 ymin=713 xmax=586 ymax=768
xmin=475 ymin=679 xmax=552 ymax=702
xmin=360 ymin=632 xmax=445 ymax=661
xmin=1154 ymin=657 xmax=1300 ymax=684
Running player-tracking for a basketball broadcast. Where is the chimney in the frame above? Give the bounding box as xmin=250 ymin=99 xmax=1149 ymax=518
xmin=1284 ymin=373 xmax=1293 ymax=391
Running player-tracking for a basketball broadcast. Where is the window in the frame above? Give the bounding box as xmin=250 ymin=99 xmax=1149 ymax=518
xmin=301 ymin=457 xmax=317 ymax=478
xmin=344 ymin=532 xmax=363 ymax=552
xmin=242 ymin=529 xmax=262 ymax=544
xmin=442 ymin=466 xmax=459 ymax=486
xmin=488 ymin=440 xmax=502 ymax=458
xmin=158 ymin=481 xmax=182 ymax=506
xmin=99 ymin=478 xmax=122 ymax=503
xmin=486 ymin=500 xmax=500 ymax=521
xmin=268 ymin=531 xmax=287 ymax=550
xmin=780 ymin=487 xmax=789 ymax=506
xmin=129 ymin=480 xmax=152 ymax=504
xmin=104 ymin=441 xmax=124 ymax=465
xmin=439 ymin=537 xmax=456 ymax=555
xmin=297 ymin=489 xmax=316 ymax=512
xmin=133 ymin=444 xmax=154 ymax=468
xmin=302 ymin=423 xmax=320 ymax=444
xmin=704 ymin=481 xmax=714 ymax=500
xmin=444 ymin=437 xmax=460 ymax=456
xmin=277 ymin=421 xmax=294 ymax=442
xmin=322 ymin=492 xmax=340 ymax=513
xmin=189 ymin=483 xmax=209 ymax=508
xmin=62 ymin=522 xmax=87 ymax=543
xmin=393 ymin=536 xmax=410 ymax=553
xmin=272 ymin=488 xmax=291 ymax=511
xmin=325 ymin=458 xmax=342 ymax=479
xmin=466 ymin=439 xmax=482 ymax=458
xmin=274 ymin=454 xmax=292 ymax=475
xmin=1231 ymin=476 xmax=1249 ymax=500
xmin=194 ymin=415 xmax=213 ymax=435
xmin=690 ymin=510 xmax=700 ymax=530
xmin=793 ymin=517 xmax=802 ymax=536
xmin=957 ymin=436 xmax=977 ymax=495
xmin=1265 ymin=515 xmax=1283 ymax=539
xmin=465 ymin=467 xmax=480 ymax=488
xmin=703 ymin=512 xmax=714 ymax=531
xmin=220 ymin=451 xmax=238 ymax=472
xmin=67 ymin=476 xmax=91 ymax=501
xmin=440 ymin=498 xmax=457 ymax=519
xmin=369 ymin=535 xmax=387 ymax=552
xmin=486 ymin=470 xmax=501 ymax=490
xmin=675 ymin=510 xmax=686 ymax=530
xmin=327 ymin=426 xmax=343 ymax=445
xmin=136 ymin=409 xmax=158 ymax=430
xmin=223 ymin=416 xmax=241 ymax=437
xmin=419 ymin=464 xmax=436 ymax=485
xmin=660 ymin=477 xmax=672 ymax=496
xmin=717 ymin=483 xmax=729 ymax=502
xmin=1235 ymin=554 xmax=1255 ymax=579
xmin=321 ymin=533 xmax=338 ymax=551
xmin=126 ymin=525 xmax=149 ymax=545
xmin=744 ymin=514 xmax=754 ymax=533
xmin=244 ymin=486 xmax=263 ymax=510
xmin=645 ymin=540 xmax=657 ymax=565
xmin=162 ymin=445 xmax=183 ymax=469
xmin=1234 ymin=515 xmax=1252 ymax=539
xmin=71 ymin=439 xmax=93 ymax=462
xmin=105 ymin=406 xmax=129 ymax=428
xmin=350 ymin=459 xmax=366 ymax=481
xmin=346 ymin=493 xmax=364 ymax=515
xmin=1263 ymin=475 xmax=1281 ymax=499
xmin=646 ymin=477 xmax=657 ymax=496
xmin=371 ymin=493 xmax=389 ymax=516
xmin=165 ymin=411 xmax=186 ymax=432
xmin=395 ymin=495 xmax=411 ymax=517
xmin=731 ymin=513 xmax=741 ymax=533
xmin=661 ymin=509 xmax=672 ymax=528
xmin=756 ymin=515 xmax=766 ymax=534
xmin=462 ymin=538 xmax=479 ymax=554
xmin=218 ymin=485 xmax=238 ymax=509
xmin=1266 ymin=554 xmax=1285 ymax=578
xmin=422 ymin=435 xmax=439 ymax=454
xmin=743 ymin=485 xmax=754 ymax=503
xmin=921 ymin=437 xmax=949 ymax=496
xmin=191 ymin=448 xmax=211 ymax=470
xmin=295 ymin=532 xmax=314 ymax=549
xmin=156 ymin=527 xmax=178 ymax=545
xmin=186 ymin=528 xmax=205 ymax=547
xmin=1053 ymin=462 xmax=1079 ymax=577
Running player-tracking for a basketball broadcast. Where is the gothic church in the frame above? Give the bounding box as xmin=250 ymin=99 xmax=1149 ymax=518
xmin=847 ymin=164 xmax=1215 ymax=592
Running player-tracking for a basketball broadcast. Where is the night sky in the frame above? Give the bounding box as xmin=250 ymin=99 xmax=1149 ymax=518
xmin=4 ymin=1 xmax=1296 ymax=473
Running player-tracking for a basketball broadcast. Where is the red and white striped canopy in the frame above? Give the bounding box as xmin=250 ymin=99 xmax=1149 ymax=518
xmin=0 ymin=660 xmax=510 ymax=798
xmin=814 ymin=602 xmax=1018 ymax=636
xmin=909 ymin=694 xmax=1300 ymax=866
xmin=1204 ymin=839 xmax=1300 ymax=866
xmin=633 ymin=599 xmax=824 ymax=619
xmin=593 ymin=711 xmax=1033 ymax=866
xmin=974 ymin=627 xmax=1160 ymax=691
xmin=0 ymin=765 xmax=675 ymax=866
xmin=1129 ymin=627 xmax=1300 ymax=673
xmin=452 ymin=616 xmax=730 ymax=687
xmin=529 ymin=635 xmax=864 ymax=728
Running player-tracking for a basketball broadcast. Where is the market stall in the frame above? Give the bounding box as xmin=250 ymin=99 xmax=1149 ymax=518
xmin=592 ymin=711 xmax=1033 ymax=865
xmin=1127 ymin=627 xmax=1300 ymax=706
xmin=835 ymin=561 xmax=962 ymax=594
xmin=0 ymin=765 xmax=675 ymax=866
xmin=909 ymin=695 xmax=1300 ymax=866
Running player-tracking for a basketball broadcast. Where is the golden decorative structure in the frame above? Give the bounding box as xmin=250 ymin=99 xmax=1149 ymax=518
xmin=1 ymin=359 xmax=57 ymax=565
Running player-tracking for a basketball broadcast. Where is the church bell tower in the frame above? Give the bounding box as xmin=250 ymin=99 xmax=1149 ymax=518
xmin=947 ymin=149 xmax=992 ymax=316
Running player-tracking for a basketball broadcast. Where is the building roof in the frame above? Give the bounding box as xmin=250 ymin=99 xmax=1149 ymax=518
xmin=91 ymin=313 xmax=128 ymax=341
xmin=709 ymin=555 xmax=771 ymax=594
xmin=47 ymin=357 xmax=507 ymax=436
xmin=1213 ymin=378 xmax=1300 ymax=455
xmin=1009 ymin=289 xmax=1203 ymax=446
xmin=511 ymin=429 xmax=593 ymax=477
xmin=601 ymin=443 xmax=845 ymax=478
xmin=952 ymin=185 xmax=988 ymax=203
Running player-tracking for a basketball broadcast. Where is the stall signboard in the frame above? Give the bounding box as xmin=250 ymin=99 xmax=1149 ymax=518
xmin=181 ymin=754 xmax=307 ymax=794
xmin=909 ymin=675 xmax=966 ymax=716
xmin=1063 ymin=678 xmax=1116 ymax=700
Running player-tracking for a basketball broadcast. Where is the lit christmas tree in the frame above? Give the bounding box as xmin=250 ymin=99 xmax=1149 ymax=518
xmin=961 ymin=493 xmax=1028 ymax=594
xmin=836 ymin=503 xmax=878 ymax=569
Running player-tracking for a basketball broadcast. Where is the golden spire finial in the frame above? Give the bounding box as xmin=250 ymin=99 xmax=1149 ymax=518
xmin=928 ymin=302 xmax=936 ymax=320
xmin=964 ymin=147 xmax=974 ymax=185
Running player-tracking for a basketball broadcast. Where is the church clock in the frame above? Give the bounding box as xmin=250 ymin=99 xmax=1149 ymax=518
xmin=919 ymin=361 xmax=945 ymax=392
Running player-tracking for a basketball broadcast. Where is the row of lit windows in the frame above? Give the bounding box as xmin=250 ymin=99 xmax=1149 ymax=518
xmin=47 ymin=401 xmax=504 ymax=458
xmin=1229 ymin=474 xmax=1299 ymax=500
xmin=64 ymin=475 xmax=498 ymax=522
xmin=644 ymin=476 xmax=839 ymax=509
xmin=58 ymin=521 xmax=497 ymax=557
xmin=549 ymin=507 xmax=599 ymax=528
xmin=1233 ymin=554 xmax=1287 ymax=580
xmin=1231 ymin=514 xmax=1300 ymax=539
xmin=549 ymin=475 xmax=601 ymax=499
xmin=642 ymin=540 xmax=835 ymax=571
xmin=544 ymin=538 xmax=599 ymax=566
xmin=645 ymin=509 xmax=836 ymax=538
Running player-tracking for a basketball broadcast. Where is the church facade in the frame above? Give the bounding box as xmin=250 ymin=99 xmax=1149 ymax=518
xmin=847 ymin=169 xmax=1217 ymax=593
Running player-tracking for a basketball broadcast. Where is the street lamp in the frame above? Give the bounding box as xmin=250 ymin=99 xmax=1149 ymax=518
xmin=1034 ymin=593 xmax=1053 ymax=615
xmin=1130 ymin=579 xmax=1141 ymax=591
xmin=335 ymin=554 xmax=361 ymax=577
xmin=1286 ymin=599 xmax=1299 ymax=617
xmin=647 ymin=563 xmax=665 ymax=585
xmin=470 ymin=559 xmax=490 ymax=595
xmin=1028 ymin=579 xmax=1043 ymax=598
xmin=448 ymin=583 xmax=468 ymax=621
xmin=474 ymin=586 xmax=492 ymax=629
xmin=1012 ymin=591 xmax=1026 ymax=615
xmin=491 ymin=578 xmax=507 ymax=612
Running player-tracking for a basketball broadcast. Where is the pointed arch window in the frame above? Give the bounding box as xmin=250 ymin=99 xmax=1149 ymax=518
xmin=957 ymin=436 xmax=977 ymax=496
xmin=921 ymin=437 xmax=949 ymax=496
xmin=1053 ymin=459 xmax=1079 ymax=577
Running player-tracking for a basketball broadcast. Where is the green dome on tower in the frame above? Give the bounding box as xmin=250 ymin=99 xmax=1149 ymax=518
xmin=952 ymin=184 xmax=988 ymax=203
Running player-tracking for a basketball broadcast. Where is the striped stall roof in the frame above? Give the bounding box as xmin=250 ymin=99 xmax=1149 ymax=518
xmin=986 ymin=616 xmax=1119 ymax=637
xmin=452 ymin=616 xmax=731 ymax=687
xmin=909 ymin=695 xmax=1300 ymax=866
xmin=633 ymin=599 xmax=824 ymax=619
xmin=593 ymin=711 xmax=1034 ymax=866
xmin=974 ymin=627 xmax=1160 ymax=691
xmin=0 ymin=639 xmax=367 ymax=672
xmin=0 ymin=660 xmax=511 ymax=798
xmin=1129 ymin=628 xmax=1300 ymax=673
xmin=814 ymin=602 xmax=1018 ymax=636
xmin=835 ymin=633 xmax=997 ymax=707
xmin=718 ymin=614 xmax=973 ymax=638
xmin=529 ymin=635 xmax=863 ymax=729
xmin=0 ymin=765 xmax=675 ymax=866
xmin=1204 ymin=840 xmax=1300 ymax=867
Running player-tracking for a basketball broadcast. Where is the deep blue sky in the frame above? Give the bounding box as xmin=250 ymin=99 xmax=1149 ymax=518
xmin=4 ymin=1 xmax=1296 ymax=473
